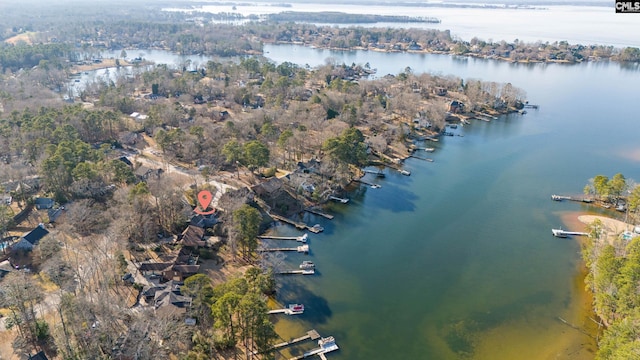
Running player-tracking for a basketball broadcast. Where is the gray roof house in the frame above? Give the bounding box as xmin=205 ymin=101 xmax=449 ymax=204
xmin=13 ymin=224 xmax=49 ymax=251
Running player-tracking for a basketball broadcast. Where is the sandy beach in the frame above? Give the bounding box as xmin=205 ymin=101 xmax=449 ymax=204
xmin=576 ymin=214 xmax=635 ymax=245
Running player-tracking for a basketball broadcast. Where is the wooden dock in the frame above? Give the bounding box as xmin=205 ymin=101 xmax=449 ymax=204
xmin=271 ymin=213 xmax=308 ymax=230
xmin=273 ymin=330 xmax=321 ymax=350
xmin=289 ymin=336 xmax=339 ymax=360
xmin=552 ymin=229 xmax=590 ymax=238
xmin=409 ymin=154 xmax=434 ymax=162
xmin=329 ymin=196 xmax=349 ymax=204
xmin=551 ymin=194 xmax=594 ymax=203
xmin=363 ymin=169 xmax=385 ymax=178
xmin=269 ymin=304 xmax=305 ymax=315
xmin=277 ymin=269 xmax=315 ymax=275
xmin=305 ymin=208 xmax=334 ymax=220
xmin=258 ymin=234 xmax=308 ymax=242
xmin=258 ymin=244 xmax=309 ymax=253
xmin=355 ymin=179 xmax=381 ymax=189
xmin=473 ymin=111 xmax=498 ymax=121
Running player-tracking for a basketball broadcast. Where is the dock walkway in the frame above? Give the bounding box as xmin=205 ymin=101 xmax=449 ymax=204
xmin=409 ymin=154 xmax=434 ymax=162
xmin=329 ymin=196 xmax=349 ymax=204
xmin=258 ymin=244 xmax=309 ymax=253
xmin=289 ymin=336 xmax=339 ymax=360
xmin=273 ymin=330 xmax=321 ymax=350
xmin=258 ymin=234 xmax=308 ymax=243
xmin=305 ymin=208 xmax=334 ymax=220
xmin=552 ymin=228 xmax=590 ymax=238
xmin=277 ymin=269 xmax=315 ymax=275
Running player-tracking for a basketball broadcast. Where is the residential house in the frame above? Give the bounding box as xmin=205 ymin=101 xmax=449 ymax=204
xmin=448 ymin=100 xmax=464 ymax=114
xmin=28 ymin=351 xmax=49 ymax=360
xmin=155 ymin=288 xmax=192 ymax=316
xmin=164 ymin=264 xmax=200 ymax=282
xmin=47 ymin=207 xmax=64 ymax=223
xmin=13 ymin=224 xmax=49 ymax=251
xmin=134 ymin=166 xmax=163 ymax=181
xmin=189 ymin=213 xmax=217 ymax=228
xmin=433 ymin=87 xmax=447 ymax=96
xmin=138 ymin=262 xmax=173 ymax=278
xmin=34 ymin=197 xmax=55 ymax=210
xmin=179 ymin=225 xmax=206 ymax=249
xmin=142 ymin=280 xmax=182 ymax=303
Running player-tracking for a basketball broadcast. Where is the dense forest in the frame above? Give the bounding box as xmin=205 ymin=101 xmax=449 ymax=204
xmin=581 ymin=173 xmax=640 ymax=359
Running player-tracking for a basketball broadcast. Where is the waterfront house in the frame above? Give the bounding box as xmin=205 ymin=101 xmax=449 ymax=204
xmin=138 ymin=262 xmax=173 ymax=278
xmin=448 ymin=100 xmax=464 ymax=114
xmin=164 ymin=264 xmax=200 ymax=282
xmin=179 ymin=225 xmax=206 ymax=249
xmin=28 ymin=351 xmax=49 ymax=360
xmin=152 ymin=281 xmax=192 ymax=316
xmin=34 ymin=197 xmax=55 ymax=210
xmin=13 ymin=224 xmax=49 ymax=252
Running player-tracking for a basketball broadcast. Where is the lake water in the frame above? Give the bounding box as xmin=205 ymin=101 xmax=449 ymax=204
xmin=260 ymin=44 xmax=640 ymax=359
xmin=166 ymin=3 xmax=640 ymax=48
xmin=71 ymin=40 xmax=640 ymax=358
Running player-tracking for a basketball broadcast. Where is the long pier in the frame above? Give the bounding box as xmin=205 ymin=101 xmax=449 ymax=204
xmin=269 ymin=305 xmax=304 ymax=315
xmin=289 ymin=337 xmax=339 ymax=360
xmin=363 ymin=169 xmax=385 ymax=177
xmin=473 ymin=111 xmax=498 ymax=121
xmin=552 ymin=229 xmax=590 ymax=238
xmin=329 ymin=196 xmax=349 ymax=204
xmin=305 ymin=208 xmax=334 ymax=220
xmin=409 ymin=154 xmax=434 ymax=162
xmin=258 ymin=234 xmax=308 ymax=243
xmin=277 ymin=269 xmax=315 ymax=275
xmin=258 ymin=244 xmax=309 ymax=253
xmin=355 ymin=179 xmax=381 ymax=189
xmin=273 ymin=330 xmax=321 ymax=350
xmin=551 ymin=194 xmax=594 ymax=203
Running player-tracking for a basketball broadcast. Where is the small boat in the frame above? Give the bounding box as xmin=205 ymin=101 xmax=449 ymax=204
xmin=299 ymin=261 xmax=315 ymax=269
xmin=400 ymin=170 xmax=411 ymax=176
xmin=370 ymin=184 xmax=381 ymax=189
xmin=74 ymin=79 xmax=80 ymax=82
xmin=288 ymin=304 xmax=304 ymax=313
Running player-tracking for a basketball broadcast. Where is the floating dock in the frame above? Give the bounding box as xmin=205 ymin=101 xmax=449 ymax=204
xmin=258 ymin=233 xmax=308 ymax=243
xmin=258 ymin=244 xmax=309 ymax=253
xmin=329 ymin=196 xmax=349 ymax=204
xmin=552 ymin=229 xmax=589 ymax=238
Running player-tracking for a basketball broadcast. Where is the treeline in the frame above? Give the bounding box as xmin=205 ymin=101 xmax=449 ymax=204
xmin=266 ymin=11 xmax=441 ymax=24
xmin=581 ymin=173 xmax=640 ymax=358
xmin=0 ymin=43 xmax=72 ymax=73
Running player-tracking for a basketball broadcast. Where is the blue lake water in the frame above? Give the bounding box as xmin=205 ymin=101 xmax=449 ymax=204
xmin=260 ymin=43 xmax=640 ymax=359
